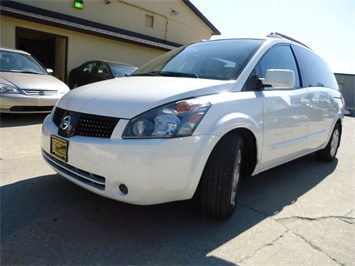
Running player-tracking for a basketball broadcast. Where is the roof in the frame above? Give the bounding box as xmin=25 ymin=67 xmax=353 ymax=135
xmin=335 ymin=73 xmax=355 ymax=77
xmin=0 ymin=46 xmax=30 ymax=55
xmin=0 ymin=0 xmax=220 ymax=50
xmin=82 ymin=60 xmax=137 ymax=67
xmin=183 ymin=0 xmax=221 ymax=36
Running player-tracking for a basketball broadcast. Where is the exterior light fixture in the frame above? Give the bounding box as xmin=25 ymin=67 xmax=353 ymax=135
xmin=171 ymin=10 xmax=179 ymax=15
xmin=104 ymin=0 xmax=111 ymax=4
xmin=73 ymin=0 xmax=84 ymax=9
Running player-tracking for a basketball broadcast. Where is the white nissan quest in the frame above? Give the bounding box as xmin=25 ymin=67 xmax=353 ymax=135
xmin=41 ymin=33 xmax=345 ymax=218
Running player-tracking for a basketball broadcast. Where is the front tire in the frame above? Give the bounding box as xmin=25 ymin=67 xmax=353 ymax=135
xmin=315 ymin=123 xmax=341 ymax=162
xmin=199 ymin=132 xmax=243 ymax=218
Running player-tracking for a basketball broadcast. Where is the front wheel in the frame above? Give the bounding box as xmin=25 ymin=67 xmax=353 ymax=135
xmin=199 ymin=132 xmax=243 ymax=219
xmin=315 ymin=123 xmax=341 ymax=162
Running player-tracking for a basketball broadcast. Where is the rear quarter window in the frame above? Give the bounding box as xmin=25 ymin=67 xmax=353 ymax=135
xmin=293 ymin=45 xmax=338 ymax=90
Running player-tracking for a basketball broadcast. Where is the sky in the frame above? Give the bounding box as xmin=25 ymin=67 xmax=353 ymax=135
xmin=191 ymin=0 xmax=355 ymax=74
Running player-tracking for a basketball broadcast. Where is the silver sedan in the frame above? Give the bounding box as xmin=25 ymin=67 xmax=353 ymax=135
xmin=0 ymin=47 xmax=69 ymax=113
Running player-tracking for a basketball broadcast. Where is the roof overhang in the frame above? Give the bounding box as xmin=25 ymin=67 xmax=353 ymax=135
xmin=183 ymin=0 xmax=221 ymax=36
xmin=0 ymin=0 xmax=183 ymax=51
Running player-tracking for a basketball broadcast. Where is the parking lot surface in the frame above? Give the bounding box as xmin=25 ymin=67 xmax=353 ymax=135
xmin=1 ymin=114 xmax=354 ymax=265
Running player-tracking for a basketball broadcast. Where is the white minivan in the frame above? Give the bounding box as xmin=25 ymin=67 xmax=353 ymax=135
xmin=41 ymin=33 xmax=344 ymax=218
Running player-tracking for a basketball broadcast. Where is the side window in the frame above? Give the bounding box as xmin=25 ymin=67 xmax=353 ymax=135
xmin=96 ymin=63 xmax=109 ymax=77
xmin=82 ymin=62 xmax=97 ymax=74
xmin=256 ymin=45 xmax=300 ymax=89
xmin=243 ymin=45 xmax=300 ymax=91
xmin=293 ymin=46 xmax=338 ymax=89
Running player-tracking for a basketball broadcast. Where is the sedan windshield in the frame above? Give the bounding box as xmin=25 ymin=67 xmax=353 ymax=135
xmin=0 ymin=50 xmax=48 ymax=74
xmin=133 ymin=39 xmax=264 ymax=80
xmin=110 ymin=64 xmax=138 ymax=77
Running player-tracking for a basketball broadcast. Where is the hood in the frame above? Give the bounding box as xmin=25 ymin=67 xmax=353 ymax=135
xmin=0 ymin=72 xmax=69 ymax=92
xmin=56 ymin=77 xmax=235 ymax=118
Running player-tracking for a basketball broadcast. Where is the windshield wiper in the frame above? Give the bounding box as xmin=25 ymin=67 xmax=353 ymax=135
xmin=0 ymin=70 xmax=42 ymax=74
xmin=158 ymin=71 xmax=199 ymax=78
xmin=130 ymin=71 xmax=162 ymax=77
xmin=130 ymin=71 xmax=198 ymax=78
xmin=24 ymin=71 xmax=43 ymax=75
xmin=20 ymin=70 xmax=43 ymax=74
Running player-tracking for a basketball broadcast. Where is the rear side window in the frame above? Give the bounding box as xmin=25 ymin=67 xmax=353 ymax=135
xmin=293 ymin=46 xmax=338 ymax=89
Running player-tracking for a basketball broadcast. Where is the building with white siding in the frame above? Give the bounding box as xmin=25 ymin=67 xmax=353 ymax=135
xmin=0 ymin=0 xmax=220 ymax=83
xmin=335 ymin=73 xmax=355 ymax=117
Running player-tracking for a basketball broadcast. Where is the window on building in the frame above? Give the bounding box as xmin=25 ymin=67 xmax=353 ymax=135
xmin=145 ymin=14 xmax=154 ymax=28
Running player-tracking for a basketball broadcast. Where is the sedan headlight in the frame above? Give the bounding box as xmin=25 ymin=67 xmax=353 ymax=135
xmin=0 ymin=83 xmax=20 ymax=94
xmin=123 ymin=98 xmax=211 ymax=138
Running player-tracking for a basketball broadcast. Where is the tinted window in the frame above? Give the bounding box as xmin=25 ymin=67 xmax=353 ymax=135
xmin=256 ymin=45 xmax=300 ymax=89
xmin=110 ymin=65 xmax=137 ymax=77
xmin=96 ymin=63 xmax=110 ymax=77
xmin=293 ymin=45 xmax=338 ymax=89
xmin=81 ymin=62 xmax=97 ymax=74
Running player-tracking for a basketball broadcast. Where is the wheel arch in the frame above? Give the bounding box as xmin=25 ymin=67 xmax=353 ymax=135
xmin=191 ymin=113 xmax=262 ymax=200
xmin=206 ymin=113 xmax=261 ymax=177
xmin=194 ymin=126 xmax=258 ymax=197
xmin=194 ymin=127 xmax=258 ymax=218
xmin=326 ymin=118 xmax=343 ymax=148
xmin=230 ymin=127 xmax=258 ymax=177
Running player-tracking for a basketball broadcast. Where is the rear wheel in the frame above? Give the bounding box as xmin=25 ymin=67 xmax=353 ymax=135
xmin=315 ymin=123 xmax=341 ymax=162
xmin=199 ymin=132 xmax=243 ymax=218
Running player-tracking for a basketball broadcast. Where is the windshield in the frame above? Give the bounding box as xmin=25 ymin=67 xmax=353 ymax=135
xmin=110 ymin=64 xmax=138 ymax=77
xmin=133 ymin=39 xmax=264 ymax=80
xmin=0 ymin=50 xmax=48 ymax=74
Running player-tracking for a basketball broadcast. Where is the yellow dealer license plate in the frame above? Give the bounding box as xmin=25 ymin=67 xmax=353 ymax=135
xmin=50 ymin=135 xmax=68 ymax=162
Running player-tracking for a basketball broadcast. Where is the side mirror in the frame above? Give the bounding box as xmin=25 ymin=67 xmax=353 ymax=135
xmin=260 ymin=69 xmax=295 ymax=89
xmin=47 ymin=69 xmax=54 ymax=75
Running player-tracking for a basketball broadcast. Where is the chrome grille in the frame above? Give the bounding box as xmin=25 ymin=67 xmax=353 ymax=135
xmin=53 ymin=107 xmax=119 ymax=138
xmin=23 ymin=89 xmax=57 ymax=95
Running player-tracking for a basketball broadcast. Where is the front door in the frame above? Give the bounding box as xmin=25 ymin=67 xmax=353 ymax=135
xmin=253 ymin=45 xmax=309 ymax=171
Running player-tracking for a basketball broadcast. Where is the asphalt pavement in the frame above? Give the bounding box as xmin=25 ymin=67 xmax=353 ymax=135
xmin=1 ymin=113 xmax=354 ymax=265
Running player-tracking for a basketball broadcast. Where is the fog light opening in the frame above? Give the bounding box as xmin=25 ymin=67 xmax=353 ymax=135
xmin=119 ymin=184 xmax=128 ymax=195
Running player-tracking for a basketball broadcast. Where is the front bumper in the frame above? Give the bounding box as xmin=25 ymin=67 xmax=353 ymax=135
xmin=41 ymin=114 xmax=219 ymax=205
xmin=0 ymin=94 xmax=62 ymax=113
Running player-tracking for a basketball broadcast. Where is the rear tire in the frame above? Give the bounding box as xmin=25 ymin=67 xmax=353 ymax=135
xmin=315 ymin=123 xmax=341 ymax=162
xmin=199 ymin=132 xmax=243 ymax=218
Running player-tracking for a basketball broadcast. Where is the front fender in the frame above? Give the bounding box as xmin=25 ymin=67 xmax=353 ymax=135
xmin=212 ymin=112 xmax=262 ymax=137
xmin=196 ymin=109 xmax=263 ymax=176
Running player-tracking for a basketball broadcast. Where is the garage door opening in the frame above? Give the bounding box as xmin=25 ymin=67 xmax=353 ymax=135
xmin=16 ymin=27 xmax=68 ymax=82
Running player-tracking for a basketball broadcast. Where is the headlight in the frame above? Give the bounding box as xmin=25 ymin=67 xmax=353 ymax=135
xmin=123 ymin=98 xmax=211 ymax=138
xmin=0 ymin=84 xmax=20 ymax=94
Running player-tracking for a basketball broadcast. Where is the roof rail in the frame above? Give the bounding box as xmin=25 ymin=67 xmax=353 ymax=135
xmin=267 ymin=32 xmax=311 ymax=49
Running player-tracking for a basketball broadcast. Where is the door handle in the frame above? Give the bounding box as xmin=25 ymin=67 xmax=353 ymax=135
xmin=311 ymin=97 xmax=319 ymax=104
xmin=300 ymin=98 xmax=310 ymax=106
